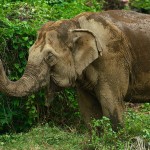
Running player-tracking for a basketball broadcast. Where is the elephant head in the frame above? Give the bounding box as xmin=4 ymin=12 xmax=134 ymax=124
xmin=0 ymin=19 xmax=102 ymax=97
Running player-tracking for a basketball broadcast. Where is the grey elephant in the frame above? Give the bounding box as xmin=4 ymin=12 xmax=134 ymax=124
xmin=0 ymin=10 xmax=150 ymax=130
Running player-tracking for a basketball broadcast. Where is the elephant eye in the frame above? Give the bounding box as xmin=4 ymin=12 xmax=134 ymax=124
xmin=45 ymin=51 xmax=57 ymax=66
xmin=46 ymin=52 xmax=53 ymax=60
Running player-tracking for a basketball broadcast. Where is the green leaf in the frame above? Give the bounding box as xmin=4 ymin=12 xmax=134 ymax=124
xmin=13 ymin=45 xmax=18 ymax=50
xmin=14 ymin=63 xmax=20 ymax=69
xmin=23 ymin=37 xmax=28 ymax=41
xmin=18 ymin=68 xmax=23 ymax=73
xmin=29 ymin=41 xmax=33 ymax=45
xmin=19 ymin=51 xmax=25 ymax=58
xmin=31 ymin=94 xmax=35 ymax=99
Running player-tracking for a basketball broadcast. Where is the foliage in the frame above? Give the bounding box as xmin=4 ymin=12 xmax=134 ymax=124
xmin=0 ymin=0 xmax=104 ymax=133
xmin=50 ymin=0 xmax=105 ymax=19
xmin=0 ymin=0 xmax=150 ymax=149
xmin=88 ymin=109 xmax=150 ymax=150
xmin=0 ymin=0 xmax=149 ymax=134
xmin=0 ymin=107 xmax=149 ymax=150
xmin=0 ymin=124 xmax=85 ymax=150
xmin=103 ymin=0 xmax=127 ymax=10
xmin=130 ymin=0 xmax=150 ymax=13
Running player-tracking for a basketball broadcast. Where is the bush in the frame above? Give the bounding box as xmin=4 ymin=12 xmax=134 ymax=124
xmin=0 ymin=107 xmax=149 ymax=150
xmin=130 ymin=0 xmax=150 ymax=13
xmin=88 ymin=110 xmax=150 ymax=149
xmin=0 ymin=0 xmax=149 ymax=133
xmin=0 ymin=0 xmax=104 ymax=133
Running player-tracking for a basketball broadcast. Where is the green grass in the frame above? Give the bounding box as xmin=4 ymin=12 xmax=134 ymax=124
xmin=0 ymin=104 xmax=149 ymax=150
xmin=0 ymin=125 xmax=86 ymax=150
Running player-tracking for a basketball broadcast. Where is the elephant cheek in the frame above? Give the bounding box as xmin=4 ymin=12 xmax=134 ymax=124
xmin=60 ymin=79 xmax=71 ymax=87
xmin=55 ymin=77 xmax=73 ymax=88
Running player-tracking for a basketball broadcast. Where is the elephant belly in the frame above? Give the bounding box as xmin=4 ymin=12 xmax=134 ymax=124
xmin=125 ymin=72 xmax=150 ymax=103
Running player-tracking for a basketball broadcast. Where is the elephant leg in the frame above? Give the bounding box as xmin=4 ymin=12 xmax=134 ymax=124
xmin=96 ymin=67 xmax=129 ymax=130
xmin=77 ymin=87 xmax=103 ymax=130
xmin=97 ymin=84 xmax=125 ymax=130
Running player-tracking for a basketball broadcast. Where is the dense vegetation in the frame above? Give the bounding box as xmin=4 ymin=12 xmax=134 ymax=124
xmin=0 ymin=0 xmax=150 ymax=149
xmin=0 ymin=0 xmax=102 ymax=132
xmin=0 ymin=108 xmax=149 ymax=149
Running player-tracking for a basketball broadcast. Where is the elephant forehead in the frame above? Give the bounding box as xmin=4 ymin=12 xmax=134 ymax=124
xmin=34 ymin=31 xmax=47 ymax=50
xmin=39 ymin=19 xmax=77 ymax=44
xmin=34 ymin=30 xmax=58 ymax=50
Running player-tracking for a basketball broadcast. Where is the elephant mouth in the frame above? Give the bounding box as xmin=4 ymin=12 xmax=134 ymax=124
xmin=50 ymin=77 xmax=63 ymax=92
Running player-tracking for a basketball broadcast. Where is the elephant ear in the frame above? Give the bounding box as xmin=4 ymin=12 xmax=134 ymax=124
xmin=71 ymin=29 xmax=102 ymax=76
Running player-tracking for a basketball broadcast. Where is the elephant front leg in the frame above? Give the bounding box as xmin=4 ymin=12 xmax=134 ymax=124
xmin=77 ymin=87 xmax=103 ymax=130
xmin=96 ymin=56 xmax=129 ymax=130
xmin=96 ymin=81 xmax=126 ymax=131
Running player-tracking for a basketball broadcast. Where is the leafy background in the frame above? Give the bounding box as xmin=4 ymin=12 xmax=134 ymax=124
xmin=0 ymin=0 xmax=106 ymax=133
xmin=0 ymin=0 xmax=149 ymax=149
xmin=0 ymin=1 xmax=149 ymax=148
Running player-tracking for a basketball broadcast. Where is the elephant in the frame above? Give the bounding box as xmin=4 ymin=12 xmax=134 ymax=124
xmin=0 ymin=10 xmax=150 ymax=130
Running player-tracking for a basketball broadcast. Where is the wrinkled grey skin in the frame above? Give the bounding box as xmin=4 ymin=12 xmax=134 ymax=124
xmin=0 ymin=10 xmax=150 ymax=130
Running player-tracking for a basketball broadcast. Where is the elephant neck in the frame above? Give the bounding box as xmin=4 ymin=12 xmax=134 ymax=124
xmin=76 ymin=62 xmax=98 ymax=90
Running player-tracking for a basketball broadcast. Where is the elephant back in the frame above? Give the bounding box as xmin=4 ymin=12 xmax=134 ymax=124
xmin=99 ymin=10 xmax=150 ymax=72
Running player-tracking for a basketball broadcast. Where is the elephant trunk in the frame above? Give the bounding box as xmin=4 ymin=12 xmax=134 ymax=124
xmin=0 ymin=60 xmax=49 ymax=97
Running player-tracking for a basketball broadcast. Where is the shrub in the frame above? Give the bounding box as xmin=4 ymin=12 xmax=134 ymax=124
xmin=89 ymin=110 xmax=150 ymax=150
xmin=130 ymin=0 xmax=150 ymax=13
xmin=0 ymin=0 xmax=104 ymax=133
